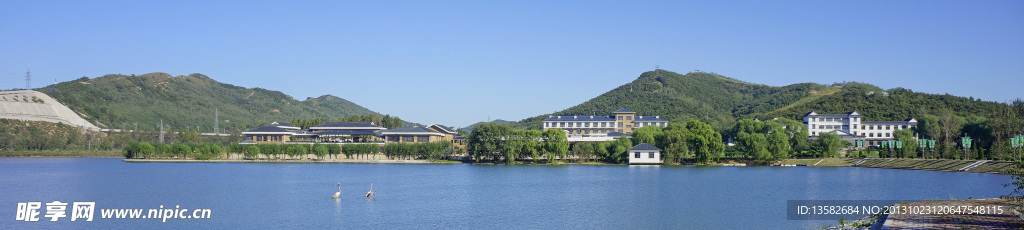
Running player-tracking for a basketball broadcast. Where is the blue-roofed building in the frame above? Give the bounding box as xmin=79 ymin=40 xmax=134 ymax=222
xmin=627 ymin=143 xmax=662 ymax=165
xmin=541 ymin=108 xmax=668 ymax=141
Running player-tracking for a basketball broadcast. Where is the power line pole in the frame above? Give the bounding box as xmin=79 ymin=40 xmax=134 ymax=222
xmin=214 ymin=108 xmax=219 ymax=134
xmin=25 ymin=69 xmax=31 ymax=89
xmin=159 ymin=120 xmax=165 ymax=144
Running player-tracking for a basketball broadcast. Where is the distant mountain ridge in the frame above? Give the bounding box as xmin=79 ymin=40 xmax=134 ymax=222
xmin=512 ymin=70 xmax=1008 ymax=130
xmin=39 ymin=73 xmax=389 ymax=132
xmin=460 ymin=119 xmax=514 ymax=133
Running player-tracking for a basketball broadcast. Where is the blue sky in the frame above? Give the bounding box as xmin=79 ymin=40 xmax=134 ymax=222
xmin=1 ymin=0 xmax=1021 ymax=128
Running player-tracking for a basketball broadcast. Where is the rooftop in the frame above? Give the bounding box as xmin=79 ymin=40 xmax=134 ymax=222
xmin=311 ymin=129 xmax=380 ymax=136
xmin=381 ymin=127 xmax=444 ymax=136
xmin=614 ymin=108 xmax=636 ymax=113
xmin=543 ymin=115 xmax=616 ymax=121
xmin=243 ymin=125 xmax=295 ymax=133
xmin=635 ymin=116 xmax=668 ymax=121
xmin=628 ymin=143 xmax=661 ymax=151
xmin=427 ymin=124 xmax=458 ymax=134
xmin=804 ymin=111 xmax=863 ymax=117
xmin=311 ymin=122 xmax=385 ymax=129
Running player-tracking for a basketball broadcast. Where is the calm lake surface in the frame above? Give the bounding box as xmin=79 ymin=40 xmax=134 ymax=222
xmin=0 ymin=158 xmax=1013 ymax=229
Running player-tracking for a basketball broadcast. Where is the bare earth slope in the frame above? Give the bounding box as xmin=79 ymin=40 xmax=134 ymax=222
xmin=0 ymin=90 xmax=99 ymax=130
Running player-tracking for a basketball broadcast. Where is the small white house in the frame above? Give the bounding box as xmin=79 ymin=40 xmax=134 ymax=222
xmin=628 ymin=143 xmax=662 ymax=165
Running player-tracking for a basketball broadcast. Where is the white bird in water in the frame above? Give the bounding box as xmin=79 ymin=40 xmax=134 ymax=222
xmin=332 ymin=183 xmax=340 ymax=199
xmin=365 ymin=183 xmax=375 ymax=198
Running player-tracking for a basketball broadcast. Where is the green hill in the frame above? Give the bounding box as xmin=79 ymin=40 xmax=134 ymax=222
xmin=514 ymin=70 xmax=832 ymax=130
xmin=39 ymin=73 xmax=387 ymax=132
xmin=514 ymin=70 xmax=1011 ymax=131
xmin=460 ymin=119 xmax=515 ymax=133
xmin=764 ymin=82 xmax=1004 ymax=121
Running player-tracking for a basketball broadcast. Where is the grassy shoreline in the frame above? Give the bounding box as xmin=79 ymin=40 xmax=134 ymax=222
xmin=3 ymin=152 xmax=1017 ymax=174
xmin=781 ymin=158 xmax=1014 ymax=174
xmin=122 ymin=158 xmax=460 ymax=164
xmin=0 ymin=150 xmax=122 ymax=158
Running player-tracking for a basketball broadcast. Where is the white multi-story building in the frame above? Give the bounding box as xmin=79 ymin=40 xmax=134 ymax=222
xmin=542 ymin=108 xmax=668 ymax=142
xmin=803 ymin=111 xmax=917 ymax=146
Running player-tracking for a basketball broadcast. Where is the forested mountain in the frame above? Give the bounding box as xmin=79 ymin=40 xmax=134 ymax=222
xmin=460 ymin=119 xmax=515 ymax=133
xmin=39 ymin=73 xmax=389 ymax=132
xmin=764 ymin=82 xmax=1004 ymax=122
xmin=514 ymin=70 xmax=1014 ymax=132
xmin=514 ymin=70 xmax=833 ymax=130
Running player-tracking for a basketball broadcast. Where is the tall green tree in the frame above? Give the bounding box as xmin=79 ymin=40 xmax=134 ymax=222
xmin=686 ymin=119 xmax=724 ymax=164
xmin=893 ymin=129 xmax=918 ymax=158
xmin=542 ymin=129 xmax=570 ymax=162
xmin=766 ymin=128 xmax=790 ymax=160
xmin=631 ymin=126 xmax=664 ymax=147
xmin=816 ymin=132 xmax=845 ymax=158
xmin=737 ymin=132 xmax=770 ymax=161
xmin=661 ymin=128 xmax=689 ymax=163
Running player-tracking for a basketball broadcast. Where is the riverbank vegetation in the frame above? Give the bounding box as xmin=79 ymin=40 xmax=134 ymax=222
xmin=125 ymin=140 xmax=463 ymax=162
xmin=466 ymin=119 xmax=725 ymax=164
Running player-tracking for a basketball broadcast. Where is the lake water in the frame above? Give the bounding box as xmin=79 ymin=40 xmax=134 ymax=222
xmin=0 ymin=158 xmax=1013 ymax=229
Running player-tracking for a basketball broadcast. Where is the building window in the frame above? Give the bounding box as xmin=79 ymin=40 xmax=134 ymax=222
xmin=886 ymin=125 xmax=891 ymax=130
xmin=601 ymin=122 xmax=606 ymax=127
xmin=418 ymin=135 xmax=431 ymax=142
xmin=584 ymin=122 xmax=590 ymax=127
xmin=626 ymin=125 xmax=632 ymax=128
xmin=853 ymin=124 xmax=857 ymax=129
xmin=618 ymin=122 xmax=623 ymax=127
xmin=388 ymin=136 xmax=400 ymax=142
xmin=869 ymin=133 xmax=874 ymax=137
xmin=560 ymin=122 xmax=565 ymax=127
xmin=649 ymin=152 xmax=655 ymax=158
xmin=618 ymin=129 xmax=623 ymax=133
xmin=618 ymin=116 xmax=623 ymax=120
xmin=634 ymin=152 xmax=640 ymax=158
xmin=819 ymin=125 xmax=824 ymax=129
xmin=885 ymin=133 xmax=890 ymax=137
xmin=626 ymin=116 xmax=632 ymax=120
xmin=402 ymin=136 xmax=414 ymax=142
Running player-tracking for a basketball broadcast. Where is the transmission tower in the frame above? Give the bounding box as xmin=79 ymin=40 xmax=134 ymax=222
xmin=25 ymin=69 xmax=31 ymax=89
xmin=214 ymin=108 xmax=219 ymax=134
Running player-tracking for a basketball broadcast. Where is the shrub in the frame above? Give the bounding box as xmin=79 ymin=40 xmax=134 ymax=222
xmin=245 ymin=145 xmax=260 ymax=159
